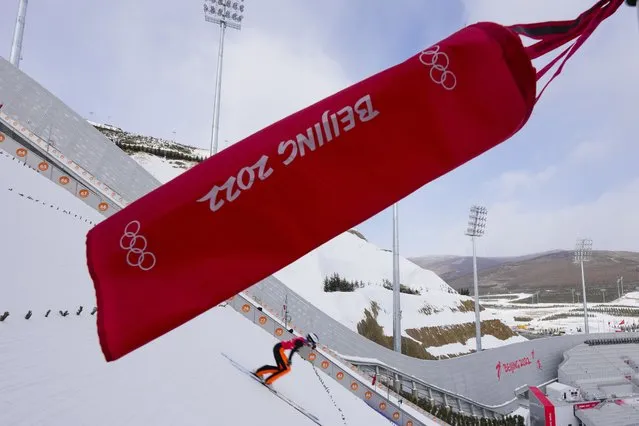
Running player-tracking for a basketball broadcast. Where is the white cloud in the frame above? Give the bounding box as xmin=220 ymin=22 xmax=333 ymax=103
xmin=482 ymin=176 xmax=639 ymax=256
xmin=488 ymin=166 xmax=557 ymax=198
xmin=29 ymin=0 xmax=354 ymax=151
xmin=462 ymin=0 xmax=598 ymax=27
xmin=568 ymin=140 xmax=612 ymax=164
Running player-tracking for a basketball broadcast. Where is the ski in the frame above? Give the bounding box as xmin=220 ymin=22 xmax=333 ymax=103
xmin=221 ymin=352 xmax=323 ymax=425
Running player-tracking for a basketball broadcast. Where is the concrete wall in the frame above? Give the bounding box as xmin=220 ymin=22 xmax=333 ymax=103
xmin=227 ymin=291 xmax=443 ymax=426
xmin=0 ymin=58 xmax=160 ymax=206
xmin=0 ymin=128 xmax=117 ymax=216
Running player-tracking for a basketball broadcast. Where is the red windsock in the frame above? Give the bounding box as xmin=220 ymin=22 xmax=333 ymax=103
xmin=86 ymin=1 xmax=623 ymax=362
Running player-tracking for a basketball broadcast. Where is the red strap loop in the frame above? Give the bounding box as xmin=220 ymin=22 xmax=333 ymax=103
xmin=508 ymin=0 xmax=624 ymax=102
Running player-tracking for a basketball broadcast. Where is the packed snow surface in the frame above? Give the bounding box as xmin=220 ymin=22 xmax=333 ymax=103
xmin=0 ymin=151 xmax=401 ymax=426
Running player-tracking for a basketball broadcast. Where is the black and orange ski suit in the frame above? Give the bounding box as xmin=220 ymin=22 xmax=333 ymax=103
xmin=255 ymin=337 xmax=306 ymax=385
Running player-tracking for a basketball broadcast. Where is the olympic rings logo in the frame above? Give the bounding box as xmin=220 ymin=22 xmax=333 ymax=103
xmin=119 ymin=220 xmax=156 ymax=271
xmin=419 ymin=45 xmax=457 ymax=91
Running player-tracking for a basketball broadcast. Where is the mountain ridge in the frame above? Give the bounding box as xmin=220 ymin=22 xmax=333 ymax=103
xmin=411 ymin=250 xmax=639 ymax=304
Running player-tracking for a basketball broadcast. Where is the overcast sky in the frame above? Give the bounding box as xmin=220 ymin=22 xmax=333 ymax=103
xmin=1 ymin=1 xmax=638 ymax=258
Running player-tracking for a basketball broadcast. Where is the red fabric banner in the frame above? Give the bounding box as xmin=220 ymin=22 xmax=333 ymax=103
xmin=86 ymin=2 xmax=622 ymax=362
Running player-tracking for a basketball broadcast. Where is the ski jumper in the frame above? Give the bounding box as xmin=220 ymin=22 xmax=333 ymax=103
xmin=255 ymin=337 xmax=306 ymax=385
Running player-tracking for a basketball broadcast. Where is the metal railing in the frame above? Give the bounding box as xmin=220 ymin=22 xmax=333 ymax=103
xmin=243 ymin=275 xmax=639 ymax=417
xmin=226 ymin=291 xmax=444 ymax=426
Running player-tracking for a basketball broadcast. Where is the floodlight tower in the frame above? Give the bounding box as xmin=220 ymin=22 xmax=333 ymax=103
xmin=392 ymin=202 xmax=401 ymax=354
xmin=574 ymin=238 xmax=593 ymax=334
xmin=617 ymin=276 xmax=621 ymax=299
xmin=203 ymin=0 xmax=245 ymax=156
xmin=9 ymin=0 xmax=29 ymax=68
xmin=465 ymin=205 xmax=487 ymax=352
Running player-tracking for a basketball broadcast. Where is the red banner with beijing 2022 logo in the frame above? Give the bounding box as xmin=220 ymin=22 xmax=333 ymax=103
xmin=86 ymin=1 xmax=624 ymax=361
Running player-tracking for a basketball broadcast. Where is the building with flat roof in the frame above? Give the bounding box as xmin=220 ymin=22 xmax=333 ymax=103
xmin=529 ymin=337 xmax=639 ymax=426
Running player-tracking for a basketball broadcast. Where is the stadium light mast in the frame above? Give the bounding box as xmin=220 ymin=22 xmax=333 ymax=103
xmin=617 ymin=275 xmax=621 ymax=300
xmin=203 ymin=0 xmax=245 ymax=156
xmin=465 ymin=205 xmax=487 ymax=352
xmin=392 ymin=202 xmax=401 ymax=354
xmin=9 ymin=0 xmax=29 ymax=68
xmin=574 ymin=238 xmax=593 ymax=334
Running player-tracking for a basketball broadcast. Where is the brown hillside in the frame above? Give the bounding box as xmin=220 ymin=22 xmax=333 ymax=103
xmin=446 ymin=250 xmax=639 ymax=303
xmin=356 ymin=302 xmax=515 ymax=359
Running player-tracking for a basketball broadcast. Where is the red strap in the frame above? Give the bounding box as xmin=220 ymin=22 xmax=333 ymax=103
xmin=508 ymin=0 xmax=624 ymax=102
xmin=509 ymin=0 xmax=609 ymax=57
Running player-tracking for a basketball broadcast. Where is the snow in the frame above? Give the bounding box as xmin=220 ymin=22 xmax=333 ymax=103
xmin=0 ymin=150 xmax=399 ymax=426
xmin=130 ymin=150 xmax=528 ymax=357
xmin=511 ymin=406 xmax=529 ymax=425
xmin=0 ymin=153 xmax=104 ymax=313
xmin=1 ymin=306 xmax=397 ymax=425
xmin=614 ymin=291 xmax=639 ymax=306
xmin=127 ymin=146 xmax=639 ymax=354
xmin=484 ymin=295 xmax=639 ymax=336
xmin=129 ymin=152 xmax=196 ymax=183
xmin=427 ymin=336 xmax=527 ymax=357
xmin=272 ymin=232 xmax=525 ymax=353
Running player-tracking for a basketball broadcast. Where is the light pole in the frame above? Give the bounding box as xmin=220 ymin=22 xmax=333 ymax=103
xmin=203 ymin=0 xmax=245 ymax=156
xmin=10 ymin=0 xmax=29 ymax=68
xmin=571 ymin=288 xmax=576 ymax=304
xmin=617 ymin=275 xmax=621 ymax=299
xmin=601 ymin=288 xmax=606 ymax=303
xmin=465 ymin=205 xmax=487 ymax=352
xmin=392 ymin=202 xmax=401 ymax=354
xmin=574 ymin=238 xmax=593 ymax=334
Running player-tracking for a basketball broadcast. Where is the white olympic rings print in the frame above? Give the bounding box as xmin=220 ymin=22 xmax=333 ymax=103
xmin=419 ymin=45 xmax=457 ymax=91
xmin=119 ymin=220 xmax=156 ymax=271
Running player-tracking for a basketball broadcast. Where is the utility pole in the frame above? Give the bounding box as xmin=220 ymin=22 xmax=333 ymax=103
xmin=392 ymin=203 xmax=401 ymax=354
xmin=203 ymin=0 xmax=245 ymax=156
xmin=10 ymin=0 xmax=29 ymax=68
xmin=617 ymin=276 xmax=621 ymax=300
xmin=465 ymin=205 xmax=487 ymax=352
xmin=574 ymin=238 xmax=593 ymax=334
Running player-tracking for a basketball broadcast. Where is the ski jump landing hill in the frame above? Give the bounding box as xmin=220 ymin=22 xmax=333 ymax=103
xmin=2 ymin=56 xmax=637 ymax=423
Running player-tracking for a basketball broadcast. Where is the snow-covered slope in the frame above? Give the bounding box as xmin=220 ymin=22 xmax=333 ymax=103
xmin=0 ymin=149 xmax=399 ymax=425
xmin=274 ymin=231 xmax=471 ymax=329
xmin=107 ymin=123 xmax=524 ymax=358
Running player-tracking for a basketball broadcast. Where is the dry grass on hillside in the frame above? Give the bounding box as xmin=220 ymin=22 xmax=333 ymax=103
xmin=406 ymin=320 xmax=516 ymax=348
xmin=357 ymin=302 xmax=516 ymax=359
